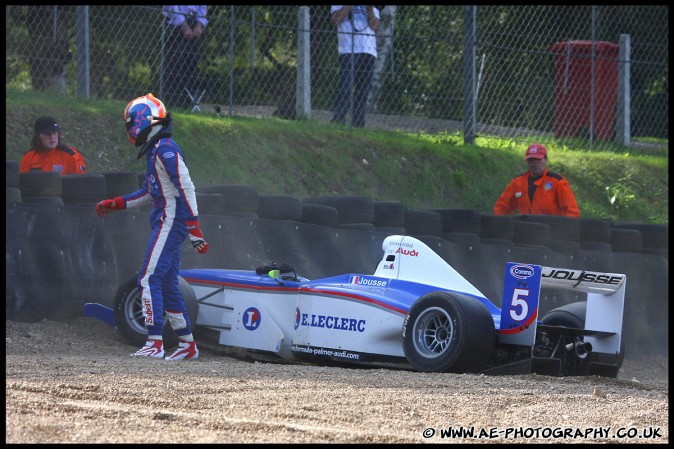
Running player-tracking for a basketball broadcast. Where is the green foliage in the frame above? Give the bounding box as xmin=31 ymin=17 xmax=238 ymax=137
xmin=5 ymin=88 xmax=668 ymax=224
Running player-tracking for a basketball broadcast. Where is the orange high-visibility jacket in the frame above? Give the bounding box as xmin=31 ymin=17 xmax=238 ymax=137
xmin=20 ymin=145 xmax=87 ymax=175
xmin=494 ymin=168 xmax=580 ymax=217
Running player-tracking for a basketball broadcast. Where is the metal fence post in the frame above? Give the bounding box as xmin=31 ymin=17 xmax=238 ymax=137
xmin=75 ymin=6 xmax=89 ymax=98
xmin=616 ymin=34 xmax=631 ymax=146
xmin=463 ymin=5 xmax=477 ymax=145
xmin=296 ymin=6 xmax=311 ymax=119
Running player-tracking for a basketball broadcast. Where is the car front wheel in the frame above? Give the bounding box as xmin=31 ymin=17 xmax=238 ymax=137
xmin=402 ymin=292 xmax=495 ymax=373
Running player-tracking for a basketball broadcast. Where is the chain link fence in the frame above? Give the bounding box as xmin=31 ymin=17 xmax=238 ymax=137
xmin=6 ymin=5 xmax=668 ymax=149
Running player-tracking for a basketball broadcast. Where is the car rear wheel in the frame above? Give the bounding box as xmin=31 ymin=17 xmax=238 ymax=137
xmin=113 ymin=275 xmax=198 ymax=348
xmin=541 ymin=301 xmax=625 ymax=377
xmin=402 ymin=292 xmax=495 ymax=373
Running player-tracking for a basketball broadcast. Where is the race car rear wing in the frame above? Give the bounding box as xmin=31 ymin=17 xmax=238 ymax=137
xmin=499 ymin=262 xmax=626 ymax=356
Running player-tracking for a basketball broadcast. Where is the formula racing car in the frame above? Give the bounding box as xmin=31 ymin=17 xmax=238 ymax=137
xmin=85 ymin=235 xmax=626 ymax=377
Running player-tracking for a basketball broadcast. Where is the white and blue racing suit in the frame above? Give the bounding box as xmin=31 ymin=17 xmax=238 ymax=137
xmin=122 ymin=134 xmax=199 ymax=337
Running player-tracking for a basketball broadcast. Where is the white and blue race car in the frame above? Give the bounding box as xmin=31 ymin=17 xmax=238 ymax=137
xmin=86 ymin=235 xmax=626 ymax=377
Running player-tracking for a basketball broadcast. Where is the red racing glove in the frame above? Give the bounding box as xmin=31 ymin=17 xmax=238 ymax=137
xmin=186 ymin=220 xmax=209 ymax=254
xmin=95 ymin=197 xmax=126 ymax=217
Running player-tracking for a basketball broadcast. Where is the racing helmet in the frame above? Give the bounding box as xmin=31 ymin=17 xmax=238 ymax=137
xmin=123 ymin=93 xmax=167 ymax=147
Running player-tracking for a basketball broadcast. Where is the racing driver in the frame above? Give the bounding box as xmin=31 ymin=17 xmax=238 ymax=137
xmin=95 ymin=93 xmax=209 ymax=361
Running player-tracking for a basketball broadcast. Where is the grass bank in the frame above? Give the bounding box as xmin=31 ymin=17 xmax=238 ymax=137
xmin=5 ymin=88 xmax=668 ymax=223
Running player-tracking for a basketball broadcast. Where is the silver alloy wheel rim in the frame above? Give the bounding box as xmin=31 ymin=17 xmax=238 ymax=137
xmin=124 ymin=289 xmax=147 ymax=334
xmin=412 ymin=306 xmax=454 ymax=358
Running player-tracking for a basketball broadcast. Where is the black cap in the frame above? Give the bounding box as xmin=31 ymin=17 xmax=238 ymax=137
xmin=34 ymin=116 xmax=61 ymax=134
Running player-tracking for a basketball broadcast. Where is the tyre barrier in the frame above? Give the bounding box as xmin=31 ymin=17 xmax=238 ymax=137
xmin=197 ymin=184 xmax=259 ymax=213
xmin=300 ymin=203 xmax=339 ymax=227
xmin=304 ymin=196 xmax=375 ymax=224
xmin=479 ymin=215 xmax=515 ymax=240
xmin=18 ymin=172 xmax=62 ymax=197
xmin=404 ymin=209 xmax=443 ymax=236
xmin=432 ymin=208 xmax=482 ymax=234
xmin=61 ymin=174 xmax=107 ymax=204
xmin=100 ymin=172 xmax=139 ymax=198
xmin=6 ymin=160 xmax=20 ymax=187
xmin=257 ymin=195 xmax=303 ymax=221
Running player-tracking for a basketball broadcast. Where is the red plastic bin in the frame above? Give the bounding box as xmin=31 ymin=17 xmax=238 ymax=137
xmin=547 ymin=41 xmax=619 ymax=141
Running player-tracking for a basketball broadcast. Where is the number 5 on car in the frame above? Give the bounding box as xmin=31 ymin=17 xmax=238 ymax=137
xmin=499 ymin=263 xmax=542 ymax=347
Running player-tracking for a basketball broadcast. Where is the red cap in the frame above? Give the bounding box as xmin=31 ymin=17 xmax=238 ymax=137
xmin=524 ymin=143 xmax=547 ymax=160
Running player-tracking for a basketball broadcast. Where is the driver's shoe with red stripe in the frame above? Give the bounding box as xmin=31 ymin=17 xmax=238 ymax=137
xmin=131 ymin=338 xmax=165 ymax=358
xmin=165 ymin=339 xmax=199 ymax=361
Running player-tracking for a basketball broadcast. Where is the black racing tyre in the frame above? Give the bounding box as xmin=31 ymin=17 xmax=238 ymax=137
xmin=433 ymin=208 xmax=482 ymax=233
xmin=541 ymin=301 xmax=587 ymax=329
xmin=480 ymin=215 xmax=515 ymax=239
xmin=614 ymin=223 xmax=668 ymax=249
xmin=6 ymin=160 xmax=20 ymax=187
xmin=100 ymin=172 xmax=139 ymax=198
xmin=61 ymin=174 xmax=107 ymax=204
xmin=610 ymin=228 xmax=643 ymax=252
xmin=335 ymin=222 xmax=376 ymax=231
xmin=375 ymin=225 xmax=406 ymax=235
xmin=580 ymin=218 xmax=612 ymax=243
xmin=402 ymin=292 xmax=495 ymax=373
xmin=515 ymin=214 xmax=580 ymax=242
xmin=257 ymin=195 xmax=303 ymax=221
xmin=513 ymin=220 xmax=551 ymax=247
xmin=197 ymin=184 xmax=259 ymax=212
xmin=113 ymin=275 xmax=198 ymax=348
xmin=196 ymin=192 xmax=225 ymax=215
xmin=541 ymin=301 xmax=625 ymax=376
xmin=22 ymin=196 xmax=65 ymax=207
xmin=304 ymin=196 xmax=375 ymax=224
xmin=301 ymin=203 xmax=339 ymax=226
xmin=373 ymin=201 xmax=405 ymax=226
xmin=441 ymin=232 xmax=481 ymax=244
xmin=18 ymin=172 xmax=62 ymax=197
xmin=404 ymin=210 xmax=443 ymax=236
xmin=6 ymin=186 xmax=22 ymax=203
xmin=549 ymin=239 xmax=581 ymax=255
xmin=221 ymin=210 xmax=259 ymax=219
xmin=580 ymin=241 xmax=613 ymax=252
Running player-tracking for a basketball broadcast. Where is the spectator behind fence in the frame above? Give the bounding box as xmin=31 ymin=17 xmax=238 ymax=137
xmin=494 ymin=143 xmax=580 ymax=218
xmin=162 ymin=5 xmax=208 ymax=110
xmin=20 ymin=115 xmax=87 ymax=175
xmin=330 ymin=5 xmax=380 ymax=128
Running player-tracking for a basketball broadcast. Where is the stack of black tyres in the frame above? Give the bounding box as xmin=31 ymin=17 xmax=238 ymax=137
xmin=613 ymin=223 xmax=668 ymax=258
xmin=300 ymin=202 xmax=339 ymax=227
xmin=196 ymin=184 xmax=259 ymax=219
xmin=579 ymin=218 xmax=613 ymax=252
xmin=101 ymin=172 xmax=139 ymax=199
xmin=479 ymin=214 xmax=515 ymax=246
xmin=17 ymin=171 xmax=64 ymax=207
xmin=433 ymin=208 xmax=482 ymax=244
xmin=373 ymin=200 xmax=405 ymax=235
xmin=512 ymin=219 xmax=551 ymax=249
xmin=6 ymin=160 xmax=22 ymax=203
xmin=61 ymin=174 xmax=107 ymax=207
xmin=609 ymin=227 xmax=643 ymax=253
xmin=402 ymin=209 xmax=443 ymax=247
xmin=303 ymin=196 xmax=375 ymax=231
xmin=514 ymin=214 xmax=580 ymax=255
xmin=195 ymin=192 xmax=226 ymax=216
xmin=257 ymin=195 xmax=303 ymax=222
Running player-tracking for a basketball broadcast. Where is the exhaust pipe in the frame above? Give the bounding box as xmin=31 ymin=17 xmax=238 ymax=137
xmin=565 ymin=340 xmax=592 ymax=359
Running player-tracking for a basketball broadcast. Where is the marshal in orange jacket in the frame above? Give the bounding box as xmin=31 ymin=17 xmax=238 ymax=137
xmin=20 ymin=144 xmax=87 ymax=175
xmin=493 ymin=168 xmax=580 ymax=217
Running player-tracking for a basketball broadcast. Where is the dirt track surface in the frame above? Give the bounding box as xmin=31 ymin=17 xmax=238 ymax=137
xmin=5 ymin=318 xmax=669 ymax=444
